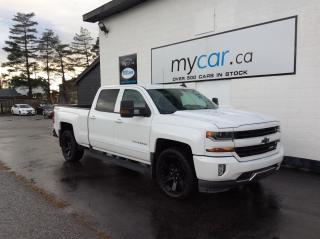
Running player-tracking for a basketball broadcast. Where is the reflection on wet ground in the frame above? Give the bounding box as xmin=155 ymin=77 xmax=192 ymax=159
xmin=0 ymin=117 xmax=320 ymax=239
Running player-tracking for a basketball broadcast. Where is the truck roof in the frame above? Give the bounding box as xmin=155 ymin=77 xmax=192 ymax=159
xmin=100 ymin=84 xmax=187 ymax=90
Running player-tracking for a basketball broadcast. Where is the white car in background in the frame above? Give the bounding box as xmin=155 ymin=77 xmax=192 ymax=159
xmin=11 ymin=104 xmax=36 ymax=116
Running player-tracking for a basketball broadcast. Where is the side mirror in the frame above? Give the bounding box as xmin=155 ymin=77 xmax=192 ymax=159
xmin=212 ymin=97 xmax=219 ymax=106
xmin=120 ymin=100 xmax=134 ymax=118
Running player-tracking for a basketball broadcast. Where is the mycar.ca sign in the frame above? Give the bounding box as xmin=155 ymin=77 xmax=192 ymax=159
xmin=151 ymin=16 xmax=297 ymax=84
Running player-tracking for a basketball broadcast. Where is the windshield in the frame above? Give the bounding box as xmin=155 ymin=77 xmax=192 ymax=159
xmin=19 ymin=105 xmax=31 ymax=108
xmin=147 ymin=88 xmax=218 ymax=114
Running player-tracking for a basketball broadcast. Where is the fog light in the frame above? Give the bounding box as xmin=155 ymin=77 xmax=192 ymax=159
xmin=218 ymin=164 xmax=226 ymax=176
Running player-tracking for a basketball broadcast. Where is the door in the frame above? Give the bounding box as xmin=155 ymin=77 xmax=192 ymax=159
xmin=114 ymin=89 xmax=152 ymax=162
xmin=88 ymin=89 xmax=120 ymax=153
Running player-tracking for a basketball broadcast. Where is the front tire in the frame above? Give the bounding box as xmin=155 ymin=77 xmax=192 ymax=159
xmin=60 ymin=130 xmax=84 ymax=162
xmin=156 ymin=148 xmax=195 ymax=199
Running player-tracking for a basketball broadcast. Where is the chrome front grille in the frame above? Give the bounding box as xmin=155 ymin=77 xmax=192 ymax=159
xmin=234 ymin=126 xmax=279 ymax=139
xmin=235 ymin=141 xmax=278 ymax=157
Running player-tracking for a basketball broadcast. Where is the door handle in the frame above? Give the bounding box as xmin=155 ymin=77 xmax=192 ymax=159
xmin=89 ymin=115 xmax=96 ymax=120
xmin=115 ymin=119 xmax=123 ymax=124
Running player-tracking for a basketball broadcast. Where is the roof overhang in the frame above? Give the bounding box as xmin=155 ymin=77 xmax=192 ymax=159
xmin=83 ymin=0 xmax=149 ymax=23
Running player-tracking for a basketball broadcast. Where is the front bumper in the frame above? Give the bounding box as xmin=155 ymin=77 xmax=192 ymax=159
xmin=198 ymin=164 xmax=278 ymax=193
xmin=193 ymin=146 xmax=284 ymax=193
xmin=20 ymin=111 xmax=35 ymax=115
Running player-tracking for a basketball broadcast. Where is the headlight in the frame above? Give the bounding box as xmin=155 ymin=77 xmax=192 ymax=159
xmin=206 ymin=131 xmax=234 ymax=140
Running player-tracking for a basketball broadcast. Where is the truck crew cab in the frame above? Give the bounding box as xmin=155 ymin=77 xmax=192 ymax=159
xmin=53 ymin=85 xmax=283 ymax=199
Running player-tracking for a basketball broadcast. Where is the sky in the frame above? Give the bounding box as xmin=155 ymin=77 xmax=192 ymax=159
xmin=0 ymin=0 xmax=110 ymax=88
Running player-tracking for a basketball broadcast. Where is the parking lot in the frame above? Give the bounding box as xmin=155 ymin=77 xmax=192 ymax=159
xmin=0 ymin=115 xmax=319 ymax=239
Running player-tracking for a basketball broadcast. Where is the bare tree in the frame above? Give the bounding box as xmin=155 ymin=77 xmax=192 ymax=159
xmin=2 ymin=12 xmax=38 ymax=97
xmin=72 ymin=27 xmax=94 ymax=67
xmin=38 ymin=29 xmax=58 ymax=103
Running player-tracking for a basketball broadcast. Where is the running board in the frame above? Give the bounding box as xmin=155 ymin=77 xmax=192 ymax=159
xmin=86 ymin=149 xmax=152 ymax=176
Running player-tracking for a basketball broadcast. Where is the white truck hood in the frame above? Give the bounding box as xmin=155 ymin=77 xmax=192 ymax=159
xmin=173 ymin=108 xmax=277 ymax=129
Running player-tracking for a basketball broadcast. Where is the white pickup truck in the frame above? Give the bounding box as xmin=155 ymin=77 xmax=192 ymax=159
xmin=53 ymin=85 xmax=283 ymax=198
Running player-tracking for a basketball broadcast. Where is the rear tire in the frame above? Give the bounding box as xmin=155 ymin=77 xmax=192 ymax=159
xmin=60 ymin=130 xmax=84 ymax=162
xmin=156 ymin=148 xmax=195 ymax=199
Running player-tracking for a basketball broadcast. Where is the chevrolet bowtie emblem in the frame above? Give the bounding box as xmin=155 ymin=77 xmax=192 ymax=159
xmin=261 ymin=137 xmax=270 ymax=144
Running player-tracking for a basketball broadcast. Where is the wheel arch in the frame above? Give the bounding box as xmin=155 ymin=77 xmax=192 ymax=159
xmin=59 ymin=122 xmax=74 ymax=146
xmin=151 ymin=138 xmax=194 ymax=179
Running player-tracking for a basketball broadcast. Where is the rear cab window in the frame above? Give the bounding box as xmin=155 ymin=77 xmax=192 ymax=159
xmin=95 ymin=89 xmax=120 ymax=113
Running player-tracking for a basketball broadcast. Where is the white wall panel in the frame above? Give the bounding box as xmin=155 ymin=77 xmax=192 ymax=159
xmin=99 ymin=0 xmax=320 ymax=161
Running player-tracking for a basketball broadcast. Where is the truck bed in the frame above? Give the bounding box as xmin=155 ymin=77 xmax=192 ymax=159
xmin=55 ymin=104 xmax=91 ymax=109
xmin=54 ymin=105 xmax=91 ymax=147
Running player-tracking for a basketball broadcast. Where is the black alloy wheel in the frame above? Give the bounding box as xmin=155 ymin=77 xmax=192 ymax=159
xmin=60 ymin=130 xmax=84 ymax=162
xmin=156 ymin=148 xmax=195 ymax=199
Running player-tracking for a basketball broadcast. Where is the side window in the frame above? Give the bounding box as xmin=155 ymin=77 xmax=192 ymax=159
xmin=122 ymin=90 xmax=147 ymax=108
xmin=95 ymin=89 xmax=120 ymax=112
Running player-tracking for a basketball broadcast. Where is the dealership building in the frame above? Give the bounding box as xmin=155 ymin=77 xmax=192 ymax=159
xmin=83 ymin=0 xmax=320 ymax=166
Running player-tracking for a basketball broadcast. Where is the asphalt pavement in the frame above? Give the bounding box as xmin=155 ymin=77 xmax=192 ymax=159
xmin=0 ymin=115 xmax=320 ymax=239
xmin=0 ymin=168 xmax=98 ymax=239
